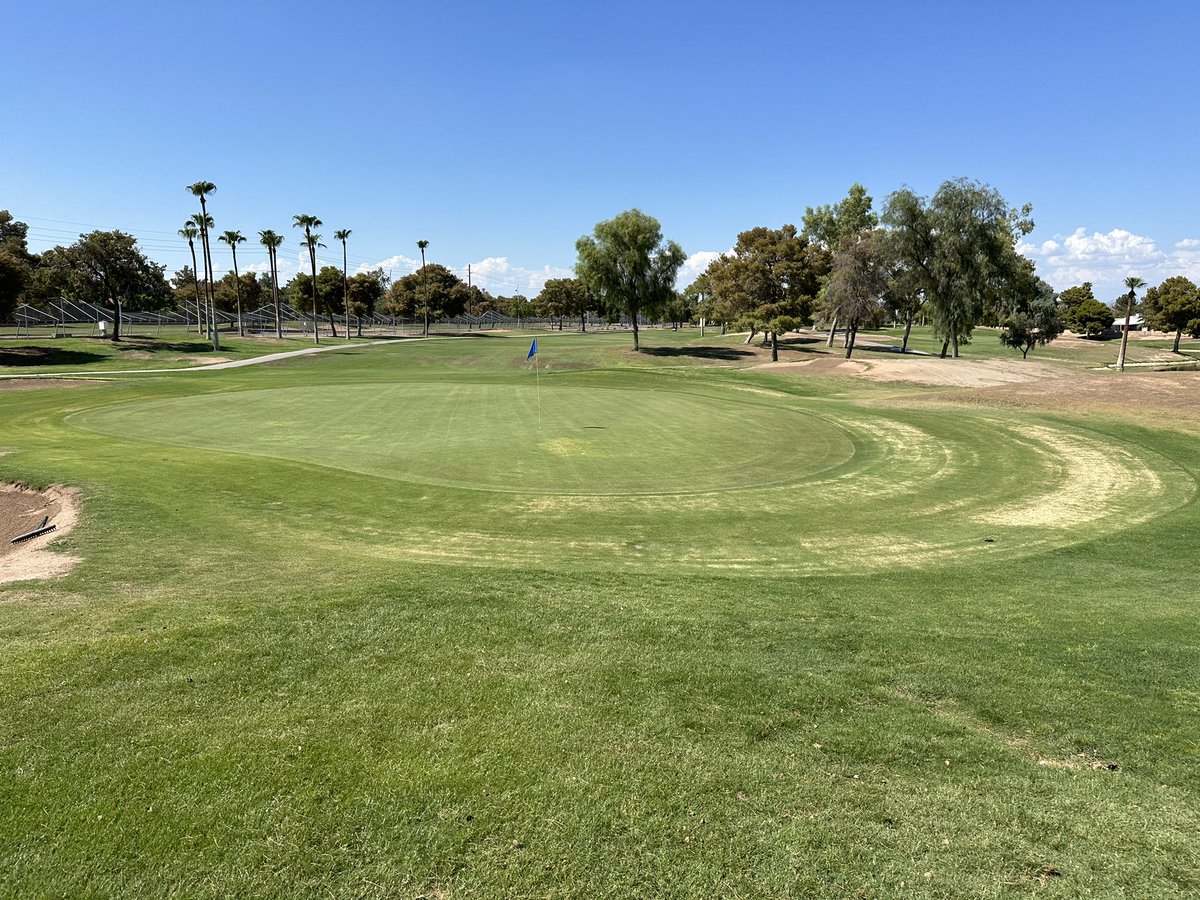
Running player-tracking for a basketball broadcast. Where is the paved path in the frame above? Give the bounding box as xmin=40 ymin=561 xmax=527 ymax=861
xmin=0 ymin=338 xmax=412 ymax=380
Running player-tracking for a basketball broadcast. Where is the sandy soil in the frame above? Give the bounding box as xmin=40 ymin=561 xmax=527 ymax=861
xmin=919 ymin=370 xmax=1200 ymax=431
xmin=0 ymin=483 xmax=80 ymax=584
xmin=853 ymin=357 xmax=1068 ymax=387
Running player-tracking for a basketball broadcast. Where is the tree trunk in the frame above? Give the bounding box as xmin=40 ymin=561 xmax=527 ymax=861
xmin=580 ymin=313 xmax=586 ymax=333
xmin=1173 ymin=329 xmax=1182 ymax=353
xmin=771 ymin=330 xmax=778 ymax=362
xmin=232 ymin=249 xmax=244 ymax=337
xmin=309 ymin=243 xmax=320 ymax=345
xmin=1116 ymin=304 xmax=1132 ymax=371
xmin=826 ymin=311 xmax=839 ymax=347
xmin=743 ymin=326 xmax=757 ymax=345
xmin=902 ymin=309 xmax=913 ymax=352
xmin=845 ymin=324 xmax=858 ymax=359
xmin=939 ymin=339 xmax=949 ymax=359
xmin=272 ymin=253 xmax=283 ymax=340
xmin=632 ymin=317 xmax=640 ymax=351
xmin=187 ymin=242 xmax=203 ymax=335
xmin=328 ymin=310 xmax=338 ymax=338
xmin=1022 ymin=345 xmax=1030 ymax=359
xmin=110 ymin=297 xmax=121 ymax=342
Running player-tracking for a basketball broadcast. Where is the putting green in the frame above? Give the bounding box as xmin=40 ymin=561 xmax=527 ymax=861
xmin=70 ymin=382 xmax=857 ymax=495
xmin=68 ymin=379 xmax=1194 ymax=573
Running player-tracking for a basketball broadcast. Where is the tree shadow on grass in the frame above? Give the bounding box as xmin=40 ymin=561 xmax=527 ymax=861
xmin=0 ymin=346 xmax=108 ymax=368
xmin=115 ymin=337 xmax=221 ymax=353
xmin=639 ymin=345 xmax=756 ymax=360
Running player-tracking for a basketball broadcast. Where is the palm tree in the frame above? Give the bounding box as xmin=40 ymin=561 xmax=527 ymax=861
xmin=334 ymin=229 xmax=352 ymax=340
xmin=218 ymin=230 xmax=247 ymax=336
xmin=259 ymin=230 xmax=284 ymax=339
xmin=187 ymin=182 xmax=219 ymax=350
xmin=293 ymin=215 xmax=324 ymax=344
xmin=178 ymin=223 xmax=204 ymax=334
xmin=190 ymin=212 xmax=216 ymax=341
xmin=418 ymin=239 xmax=430 ymax=337
xmin=1116 ymin=275 xmax=1146 ymax=372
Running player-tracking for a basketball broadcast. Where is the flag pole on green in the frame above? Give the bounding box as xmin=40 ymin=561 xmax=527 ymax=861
xmin=528 ymin=338 xmax=542 ymax=431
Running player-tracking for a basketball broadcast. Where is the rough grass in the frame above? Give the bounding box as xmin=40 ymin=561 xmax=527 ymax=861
xmin=1 ymin=330 xmax=1198 ymax=898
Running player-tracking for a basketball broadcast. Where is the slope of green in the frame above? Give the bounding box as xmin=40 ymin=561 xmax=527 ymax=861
xmin=1 ymin=331 xmax=1197 ymax=898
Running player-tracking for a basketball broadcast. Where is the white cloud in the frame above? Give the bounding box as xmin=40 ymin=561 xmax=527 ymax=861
xmin=676 ymin=250 xmax=724 ymax=289
xmin=357 ymin=253 xmax=571 ymax=297
xmin=1021 ymin=226 xmax=1200 ymax=301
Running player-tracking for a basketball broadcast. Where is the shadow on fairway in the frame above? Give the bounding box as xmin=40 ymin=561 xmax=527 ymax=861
xmin=639 ymin=345 xmax=756 ymax=360
xmin=0 ymin=346 xmax=108 ymax=367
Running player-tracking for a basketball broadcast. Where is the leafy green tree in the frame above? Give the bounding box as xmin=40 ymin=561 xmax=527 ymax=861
xmin=535 ymin=277 xmax=590 ymax=331
xmin=334 ymin=229 xmax=352 ymax=339
xmin=384 ymin=263 xmax=465 ymax=320
xmin=214 ymin=271 xmax=263 ymax=315
xmin=1058 ymin=282 xmax=1096 ymax=313
xmin=1115 ymin=276 xmax=1146 ymax=372
xmin=1068 ymin=298 xmax=1115 ymax=336
xmin=575 ymin=209 xmax=685 ymax=351
xmin=883 ymin=179 xmax=1033 ymax=358
xmin=802 ymin=183 xmax=879 ymax=249
xmin=704 ymin=224 xmax=825 ymax=360
xmin=293 ymin=214 xmax=324 ymax=342
xmin=682 ymin=273 xmax=719 ymax=334
xmin=0 ymin=211 xmax=36 ymax=321
xmin=347 ymin=269 xmax=387 ymax=335
xmin=42 ymin=231 xmax=169 ymax=341
xmin=258 ymin=229 xmax=284 ymax=339
xmin=823 ymin=230 xmax=889 ymax=359
xmin=218 ymin=230 xmax=247 ymax=336
xmin=999 ymin=281 xmax=1063 ymax=358
xmin=1142 ymin=276 xmax=1200 ymax=353
xmin=802 ymin=184 xmax=877 ymax=344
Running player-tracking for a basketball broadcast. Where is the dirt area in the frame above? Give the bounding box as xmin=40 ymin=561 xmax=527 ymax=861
xmin=0 ymin=483 xmax=80 ymax=584
xmin=915 ymin=370 xmax=1200 ymax=431
xmin=853 ymin=357 xmax=1068 ymax=387
xmin=0 ymin=379 xmax=101 ymax=391
xmin=753 ymin=358 xmax=869 ymax=376
xmin=752 ymin=354 xmax=1065 ymax=387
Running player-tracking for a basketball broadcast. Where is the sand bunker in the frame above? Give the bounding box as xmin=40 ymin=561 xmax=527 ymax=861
xmin=0 ymin=483 xmax=80 ymax=584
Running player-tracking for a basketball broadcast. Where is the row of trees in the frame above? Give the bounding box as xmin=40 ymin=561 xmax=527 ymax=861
xmin=572 ymin=184 xmax=1200 ymax=365
xmin=6 ymin=181 xmax=1199 ymax=358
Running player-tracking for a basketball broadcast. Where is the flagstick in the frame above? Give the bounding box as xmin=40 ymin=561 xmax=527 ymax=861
xmin=535 ymin=352 xmax=542 ymax=432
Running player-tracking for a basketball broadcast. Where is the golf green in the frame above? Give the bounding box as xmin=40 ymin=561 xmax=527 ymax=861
xmin=69 ymin=382 xmax=857 ymax=495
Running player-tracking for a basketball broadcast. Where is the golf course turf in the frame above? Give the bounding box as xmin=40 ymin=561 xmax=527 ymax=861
xmin=1 ymin=329 xmax=1198 ymax=897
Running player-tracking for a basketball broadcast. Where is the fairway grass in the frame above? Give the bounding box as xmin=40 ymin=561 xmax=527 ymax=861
xmin=1 ymin=330 xmax=1198 ymax=898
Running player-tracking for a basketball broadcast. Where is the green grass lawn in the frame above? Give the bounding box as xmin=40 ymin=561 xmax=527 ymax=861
xmin=1 ymin=330 xmax=1198 ymax=897
xmin=0 ymin=330 xmax=362 ymax=374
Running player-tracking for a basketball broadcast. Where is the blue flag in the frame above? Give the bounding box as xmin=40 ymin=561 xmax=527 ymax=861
xmin=527 ymin=338 xmax=538 ymax=360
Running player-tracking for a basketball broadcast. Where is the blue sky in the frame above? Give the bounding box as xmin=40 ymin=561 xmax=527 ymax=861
xmin=4 ymin=0 xmax=1198 ymax=302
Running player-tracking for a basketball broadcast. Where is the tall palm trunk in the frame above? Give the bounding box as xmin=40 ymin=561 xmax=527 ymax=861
xmin=198 ymin=199 xmax=218 ymax=350
xmin=187 ymin=240 xmax=203 ymax=334
xmin=1116 ymin=298 xmax=1133 ymax=371
xmin=271 ymin=249 xmax=283 ymax=340
xmin=231 ymin=245 xmax=244 ymax=337
xmin=308 ymin=232 xmax=319 ymax=345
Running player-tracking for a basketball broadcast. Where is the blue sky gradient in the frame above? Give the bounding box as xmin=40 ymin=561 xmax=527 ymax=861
xmin=4 ymin=0 xmax=1197 ymax=301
